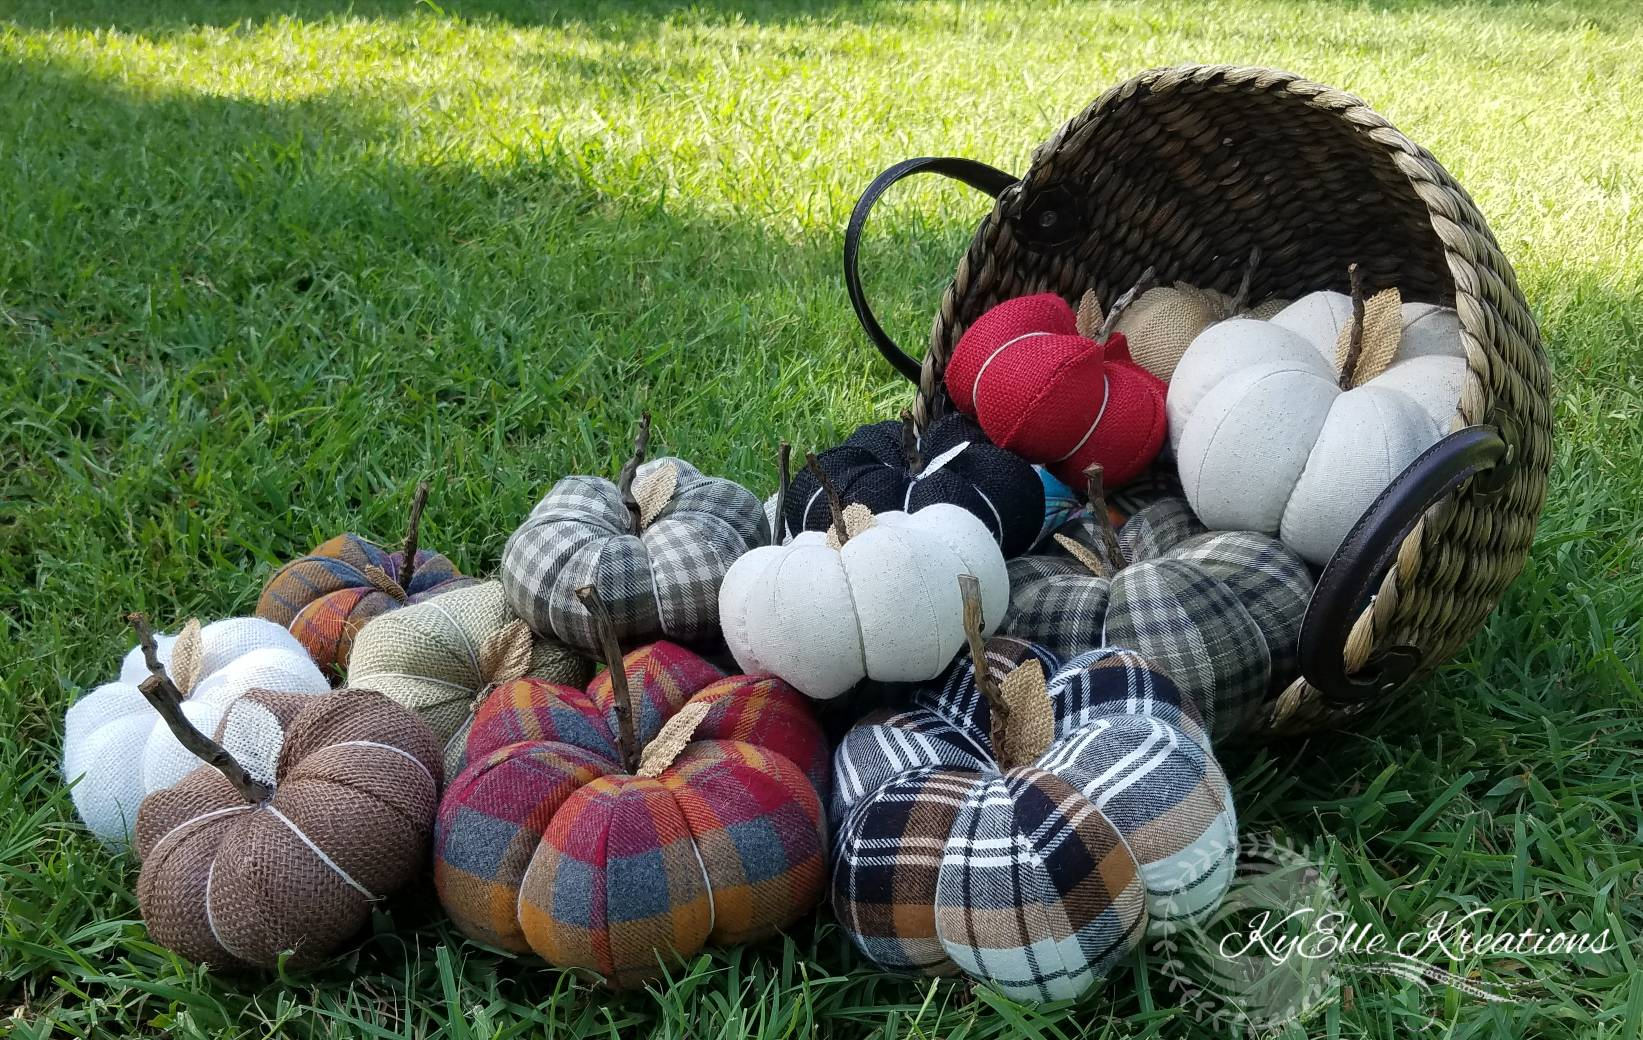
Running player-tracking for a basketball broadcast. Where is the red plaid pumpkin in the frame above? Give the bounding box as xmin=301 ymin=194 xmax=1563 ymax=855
xmin=433 ymin=642 xmax=829 ymax=988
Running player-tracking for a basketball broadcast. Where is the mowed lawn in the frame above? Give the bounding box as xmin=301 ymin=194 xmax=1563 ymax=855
xmin=2 ymin=0 xmax=1641 ymax=1037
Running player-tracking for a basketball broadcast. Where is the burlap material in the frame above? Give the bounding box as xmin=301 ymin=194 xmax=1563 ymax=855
xmin=170 ymin=619 xmax=204 ymax=695
xmin=134 ymin=689 xmax=441 ymax=970
xmin=633 ymin=462 xmax=679 ymax=530
xmin=823 ymin=503 xmax=877 ymax=550
xmin=1112 ymin=283 xmax=1230 ymax=381
xmin=211 ymin=689 xmax=316 ymax=787
xmin=347 ymin=580 xmax=588 ymax=751
xmin=635 ymin=700 xmax=711 ymax=778
xmin=1335 ymin=287 xmax=1405 ymax=387
xmin=999 ymin=659 xmax=1053 ymax=766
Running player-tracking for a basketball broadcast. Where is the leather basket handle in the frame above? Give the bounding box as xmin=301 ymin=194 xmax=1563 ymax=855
xmin=1300 ymin=424 xmax=1512 ymax=703
xmin=844 ymin=157 xmax=1018 ymax=383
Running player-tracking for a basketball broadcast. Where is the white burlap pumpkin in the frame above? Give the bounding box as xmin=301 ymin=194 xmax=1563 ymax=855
xmin=719 ymin=496 xmax=1008 ymax=700
xmin=1167 ymin=280 xmax=1465 ymax=565
xmin=62 ymin=617 xmax=329 ymax=845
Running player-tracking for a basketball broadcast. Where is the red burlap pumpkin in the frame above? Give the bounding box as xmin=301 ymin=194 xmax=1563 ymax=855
xmin=945 ymin=293 xmax=1167 ymax=487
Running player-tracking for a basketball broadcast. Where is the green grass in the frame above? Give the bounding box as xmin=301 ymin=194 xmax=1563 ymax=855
xmin=2 ymin=0 xmax=1640 ymax=1036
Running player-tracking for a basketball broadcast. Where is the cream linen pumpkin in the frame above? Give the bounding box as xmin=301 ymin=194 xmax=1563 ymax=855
xmin=62 ymin=617 xmax=330 ymax=845
xmin=718 ymin=498 xmax=1008 ymax=700
xmin=1167 ymin=278 xmax=1466 ymax=566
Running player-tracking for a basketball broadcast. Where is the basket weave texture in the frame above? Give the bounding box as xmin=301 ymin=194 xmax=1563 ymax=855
xmin=910 ymin=65 xmax=1551 ymax=736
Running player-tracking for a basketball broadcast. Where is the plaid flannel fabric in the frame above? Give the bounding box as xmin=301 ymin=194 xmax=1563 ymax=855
xmin=501 ymin=458 xmax=768 ymax=655
xmin=1003 ymin=497 xmax=1313 ymax=743
xmin=831 ymin=641 xmax=1236 ymax=1001
xmin=434 ymin=642 xmax=828 ymax=987
xmin=257 ymin=534 xmax=473 ymax=678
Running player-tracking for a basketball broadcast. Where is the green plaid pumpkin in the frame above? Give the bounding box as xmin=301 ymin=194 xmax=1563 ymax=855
xmin=1003 ymin=496 xmax=1313 ymax=743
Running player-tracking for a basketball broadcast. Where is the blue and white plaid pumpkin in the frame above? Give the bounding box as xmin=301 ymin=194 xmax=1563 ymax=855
xmin=830 ymin=637 xmax=1237 ymax=1003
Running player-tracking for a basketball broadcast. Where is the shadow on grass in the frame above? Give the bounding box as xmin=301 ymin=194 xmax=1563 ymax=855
xmin=1 ymin=0 xmax=901 ymax=33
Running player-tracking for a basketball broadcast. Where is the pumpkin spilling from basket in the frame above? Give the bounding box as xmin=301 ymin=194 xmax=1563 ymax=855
xmin=57 ymin=67 xmax=1546 ymax=1003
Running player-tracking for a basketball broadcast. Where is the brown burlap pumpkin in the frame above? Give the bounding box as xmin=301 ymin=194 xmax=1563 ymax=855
xmin=134 ymin=685 xmax=441 ymax=969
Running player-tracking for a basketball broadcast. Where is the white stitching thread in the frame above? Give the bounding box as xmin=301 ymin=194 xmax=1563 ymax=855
xmin=264 ymin=805 xmax=379 ymax=901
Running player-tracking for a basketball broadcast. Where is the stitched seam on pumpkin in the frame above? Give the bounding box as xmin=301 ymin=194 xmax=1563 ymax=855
xmin=971 ymin=331 xmax=1052 ymax=404
xmin=146 ymin=804 xmax=254 ymax=864
xmin=1049 ymin=374 xmax=1111 ymax=464
xmin=421 ymin=600 xmax=483 ymax=683
xmin=330 ymin=740 xmax=436 ymax=790
xmin=264 ymin=805 xmax=379 ymax=901
xmin=203 ymin=856 xmax=254 ymax=965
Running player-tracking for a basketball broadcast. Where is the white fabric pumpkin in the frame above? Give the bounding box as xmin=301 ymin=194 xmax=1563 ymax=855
xmin=62 ymin=617 xmax=329 ymax=845
xmin=1168 ymin=290 xmax=1466 ymax=566
xmin=718 ymin=503 xmax=1009 ymax=700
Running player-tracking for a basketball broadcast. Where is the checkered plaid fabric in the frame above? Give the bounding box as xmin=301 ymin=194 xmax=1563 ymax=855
xmin=435 ymin=641 xmax=828 ymax=987
xmin=831 ymin=641 xmax=1236 ymax=1001
xmin=256 ymin=533 xmax=474 ymax=678
xmin=501 ymin=459 xmax=767 ymax=655
xmin=1003 ymin=498 xmax=1313 ymax=743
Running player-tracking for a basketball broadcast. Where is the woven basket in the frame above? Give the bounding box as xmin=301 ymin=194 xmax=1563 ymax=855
xmin=843 ymin=65 xmax=1550 ymax=739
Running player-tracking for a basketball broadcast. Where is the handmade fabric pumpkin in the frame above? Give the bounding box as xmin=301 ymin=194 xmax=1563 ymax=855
xmin=346 ymin=580 xmax=588 ymax=776
xmin=781 ymin=413 xmax=1044 ymax=558
xmin=1003 ymin=475 xmax=1313 ymax=743
xmin=63 ymin=616 xmax=329 ymax=844
xmin=719 ymin=459 xmax=1009 ymax=700
xmin=502 ymin=415 xmax=768 ymax=656
xmin=832 ymin=586 xmax=1236 ymax=1002
xmin=135 ymin=679 xmax=441 ymax=969
xmin=435 ymin=591 xmax=829 ymax=988
xmin=1114 ymin=283 xmax=1289 ymax=381
xmin=1168 ymin=269 xmax=1466 ymax=565
xmin=256 ymin=484 xmax=474 ymax=678
xmin=943 ymin=284 xmax=1167 ymax=487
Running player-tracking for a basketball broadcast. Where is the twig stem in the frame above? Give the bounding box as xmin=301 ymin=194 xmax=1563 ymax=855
xmin=397 ymin=481 xmax=430 ymax=591
xmin=616 ymin=413 xmax=653 ymax=534
xmin=772 ymin=442 xmax=791 ymax=542
xmin=1228 ymin=246 xmax=1262 ymax=315
xmin=575 ymin=586 xmax=640 ymax=773
xmin=958 ymin=575 xmax=1013 ymax=766
xmin=806 ymin=452 xmax=852 ymax=546
xmin=899 ymin=410 xmax=924 ymax=474
xmin=1339 ymin=263 xmax=1368 ymax=390
xmin=1083 ymin=464 xmax=1128 ymax=572
xmin=1096 ymin=266 xmax=1158 ymax=342
xmin=126 ymin=613 xmax=272 ymax=804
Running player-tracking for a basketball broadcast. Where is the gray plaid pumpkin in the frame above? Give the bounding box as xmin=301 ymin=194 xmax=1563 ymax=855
xmin=831 ymin=638 xmax=1236 ymax=1003
xmin=501 ymin=458 xmax=768 ymax=654
xmin=1003 ymin=496 xmax=1313 ymax=743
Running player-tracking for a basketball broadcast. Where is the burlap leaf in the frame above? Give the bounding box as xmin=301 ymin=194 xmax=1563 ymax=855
xmin=1335 ymin=287 xmax=1404 ymax=387
xmin=477 ymin=619 xmax=534 ymax=687
xmin=1000 ymin=659 xmax=1054 ymax=766
xmin=1075 ymin=289 xmax=1105 ymax=339
xmin=1053 ymin=533 xmax=1111 ymax=578
xmin=825 ymin=503 xmax=877 ymax=551
xmin=361 ymin=564 xmax=408 ymax=602
xmin=170 ymin=617 xmax=204 ymax=695
xmin=633 ymin=463 xmax=679 ymax=530
xmin=636 ymin=700 xmax=712 ymax=778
